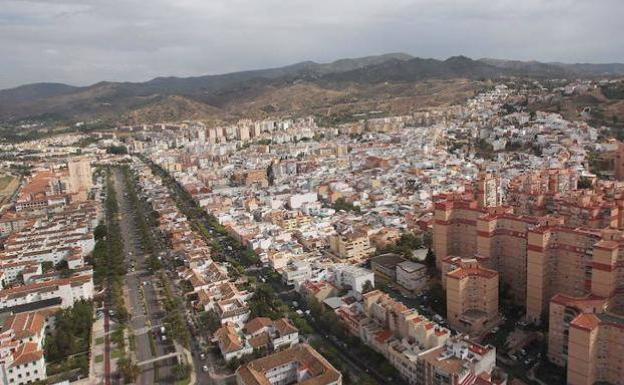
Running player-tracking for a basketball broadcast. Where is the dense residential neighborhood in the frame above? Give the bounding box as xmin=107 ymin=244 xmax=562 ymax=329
xmin=1 ymin=67 xmax=624 ymax=385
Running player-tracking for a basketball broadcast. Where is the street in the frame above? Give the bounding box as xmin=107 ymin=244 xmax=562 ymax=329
xmin=112 ymin=168 xmax=177 ymax=384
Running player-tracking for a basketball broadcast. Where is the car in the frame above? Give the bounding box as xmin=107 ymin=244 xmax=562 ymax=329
xmin=199 ymin=353 xmax=206 ymax=360
xmin=202 ymin=365 xmax=209 ymax=373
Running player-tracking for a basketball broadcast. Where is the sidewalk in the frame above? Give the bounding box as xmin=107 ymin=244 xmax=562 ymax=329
xmin=89 ymin=316 xmax=107 ymax=385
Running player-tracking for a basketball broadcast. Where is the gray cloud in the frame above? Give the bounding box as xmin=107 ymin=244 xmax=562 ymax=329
xmin=1 ymin=0 xmax=622 ymax=89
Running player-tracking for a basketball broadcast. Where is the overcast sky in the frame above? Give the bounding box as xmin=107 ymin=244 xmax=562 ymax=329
xmin=1 ymin=0 xmax=623 ymax=89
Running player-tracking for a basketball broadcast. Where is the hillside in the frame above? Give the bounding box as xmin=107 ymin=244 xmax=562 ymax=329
xmin=1 ymin=54 xmax=623 ymax=126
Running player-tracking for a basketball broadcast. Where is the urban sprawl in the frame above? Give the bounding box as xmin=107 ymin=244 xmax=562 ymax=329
xmin=1 ymin=79 xmax=624 ymax=385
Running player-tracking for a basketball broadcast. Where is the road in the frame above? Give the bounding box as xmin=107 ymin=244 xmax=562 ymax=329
xmin=112 ymin=168 xmax=177 ymax=384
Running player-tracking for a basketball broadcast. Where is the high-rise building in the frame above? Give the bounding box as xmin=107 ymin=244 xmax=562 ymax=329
xmin=446 ymin=258 xmax=499 ymax=335
xmin=566 ymin=311 xmax=624 ymax=385
xmin=475 ymin=171 xmax=502 ymax=208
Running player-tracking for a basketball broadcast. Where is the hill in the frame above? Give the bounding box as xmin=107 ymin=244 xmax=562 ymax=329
xmin=1 ymin=54 xmax=623 ymax=125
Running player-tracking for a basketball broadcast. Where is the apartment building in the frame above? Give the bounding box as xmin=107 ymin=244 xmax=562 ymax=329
xmin=526 ymin=226 xmax=603 ymax=323
xmin=281 ymin=261 xmax=312 ymax=288
xmin=507 ymin=169 xmax=578 ymax=213
xmin=547 ymin=293 xmax=607 ymax=367
xmin=214 ymin=298 xmax=250 ymax=328
xmin=612 ymin=139 xmax=624 ymax=181
xmin=329 ymin=228 xmax=375 ymax=262
xmin=417 ymin=338 xmax=503 ymax=385
xmin=546 ymin=229 xmax=624 ymax=373
xmin=0 ymin=275 xmax=94 ymax=310
xmin=235 ymin=344 xmax=342 ymax=385
xmin=244 ymin=317 xmax=299 ymax=351
xmin=446 ymin=259 xmax=499 ymax=335
xmin=432 ymin=193 xmax=481 ymax=269
xmin=339 ymin=289 xmax=505 ymax=385
xmin=434 ymin=170 xmax=624 ymax=325
xmin=361 ymin=290 xmax=450 ymax=348
xmin=474 ymin=171 xmax=503 ymax=208
xmin=566 ymin=312 xmax=624 ymax=385
xmin=0 ymin=312 xmax=48 ymax=385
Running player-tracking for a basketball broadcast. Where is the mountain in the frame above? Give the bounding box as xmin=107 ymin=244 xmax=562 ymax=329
xmin=479 ymin=58 xmax=624 ymax=77
xmin=1 ymin=54 xmax=623 ymax=125
xmin=0 ymin=83 xmax=78 ymax=104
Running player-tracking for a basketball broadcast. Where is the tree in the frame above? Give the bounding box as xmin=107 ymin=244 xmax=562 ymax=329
xmin=578 ymin=176 xmax=593 ymax=189
xmin=425 ymin=248 xmax=436 ymax=272
xmin=332 ymin=197 xmax=361 ymax=213
xmin=106 ymin=145 xmax=128 ymax=155
xmin=422 ymin=231 xmax=433 ymax=249
xmin=199 ymin=310 xmax=221 ymax=334
xmin=118 ymin=356 xmax=140 ymax=384
xmin=94 ymin=223 xmax=107 ymax=240
xmin=174 ymin=363 xmax=191 ymax=380
xmin=44 ymin=300 xmax=94 ymax=362
xmin=226 ymin=357 xmax=240 ymax=372
xmin=428 ymin=282 xmax=447 ymax=317
xmin=41 ymin=261 xmax=54 ymax=273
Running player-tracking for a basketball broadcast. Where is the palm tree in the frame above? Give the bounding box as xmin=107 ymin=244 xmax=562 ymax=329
xmin=118 ymin=356 xmax=140 ymax=384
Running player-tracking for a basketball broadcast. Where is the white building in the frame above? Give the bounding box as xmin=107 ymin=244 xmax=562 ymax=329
xmin=329 ymin=264 xmax=374 ymax=294
xmin=281 ymin=261 xmax=312 ymax=288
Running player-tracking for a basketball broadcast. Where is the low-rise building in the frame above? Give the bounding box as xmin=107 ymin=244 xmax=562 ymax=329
xmin=396 ymin=261 xmax=427 ymax=292
xmin=235 ymin=344 xmax=342 ymax=385
xmin=371 ymin=253 xmax=406 ymax=281
xmin=329 ymin=264 xmax=374 ymax=294
xmin=0 ymin=311 xmax=48 ymax=385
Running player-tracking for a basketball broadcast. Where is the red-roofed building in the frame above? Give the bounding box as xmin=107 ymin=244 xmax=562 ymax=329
xmin=0 ymin=312 xmax=48 ymax=385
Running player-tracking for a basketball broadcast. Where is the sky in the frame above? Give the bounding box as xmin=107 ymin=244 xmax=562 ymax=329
xmin=1 ymin=0 xmax=623 ymax=90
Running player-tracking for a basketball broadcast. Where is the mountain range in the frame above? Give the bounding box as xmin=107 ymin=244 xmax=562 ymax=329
xmin=1 ymin=54 xmax=623 ymax=125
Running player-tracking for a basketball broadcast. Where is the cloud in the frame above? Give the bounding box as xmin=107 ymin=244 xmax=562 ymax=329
xmin=0 ymin=0 xmax=622 ymax=89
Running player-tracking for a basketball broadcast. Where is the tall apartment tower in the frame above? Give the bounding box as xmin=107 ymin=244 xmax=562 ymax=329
xmin=446 ymin=258 xmax=499 ymax=335
xmin=614 ymin=140 xmax=624 ymax=181
xmin=475 ymin=171 xmax=502 ymax=208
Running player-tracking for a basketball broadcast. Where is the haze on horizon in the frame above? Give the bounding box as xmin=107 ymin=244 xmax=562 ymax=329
xmin=1 ymin=0 xmax=623 ymax=90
